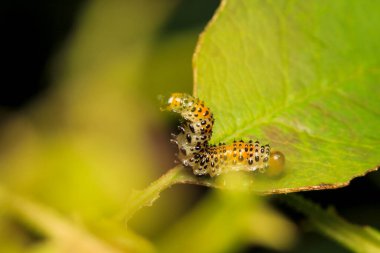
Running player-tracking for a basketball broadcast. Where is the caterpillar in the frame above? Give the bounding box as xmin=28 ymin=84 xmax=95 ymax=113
xmin=161 ymin=93 xmax=285 ymax=177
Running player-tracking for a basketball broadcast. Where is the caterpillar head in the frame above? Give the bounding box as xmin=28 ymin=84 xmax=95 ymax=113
xmin=159 ymin=93 xmax=194 ymax=112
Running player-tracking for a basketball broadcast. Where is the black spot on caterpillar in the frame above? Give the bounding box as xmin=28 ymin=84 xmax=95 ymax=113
xmin=161 ymin=93 xmax=285 ymax=177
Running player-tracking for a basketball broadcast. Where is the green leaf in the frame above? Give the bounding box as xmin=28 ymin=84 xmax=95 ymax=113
xmin=193 ymin=0 xmax=380 ymax=193
xmin=283 ymin=194 xmax=380 ymax=253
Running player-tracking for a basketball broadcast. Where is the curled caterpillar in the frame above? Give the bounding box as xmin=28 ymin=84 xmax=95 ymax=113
xmin=161 ymin=93 xmax=285 ymax=177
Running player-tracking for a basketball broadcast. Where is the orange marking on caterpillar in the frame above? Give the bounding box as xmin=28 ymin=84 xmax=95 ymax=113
xmin=161 ymin=93 xmax=285 ymax=177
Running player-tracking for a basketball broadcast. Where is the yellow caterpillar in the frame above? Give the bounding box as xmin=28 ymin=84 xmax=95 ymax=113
xmin=161 ymin=93 xmax=285 ymax=177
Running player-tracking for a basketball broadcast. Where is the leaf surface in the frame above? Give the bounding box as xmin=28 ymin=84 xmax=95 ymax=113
xmin=193 ymin=0 xmax=380 ymax=192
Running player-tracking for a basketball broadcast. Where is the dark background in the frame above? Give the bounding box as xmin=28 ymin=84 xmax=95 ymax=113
xmin=0 ymin=0 xmax=219 ymax=109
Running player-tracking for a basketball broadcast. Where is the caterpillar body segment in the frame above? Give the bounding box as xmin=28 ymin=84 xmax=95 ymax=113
xmin=161 ymin=93 xmax=285 ymax=177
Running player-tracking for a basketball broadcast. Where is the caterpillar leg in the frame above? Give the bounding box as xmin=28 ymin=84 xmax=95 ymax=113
xmin=162 ymin=93 xmax=286 ymax=177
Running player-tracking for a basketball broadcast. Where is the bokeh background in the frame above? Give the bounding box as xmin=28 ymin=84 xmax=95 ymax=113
xmin=1 ymin=0 xmax=379 ymax=252
xmin=0 ymin=0 xmax=217 ymax=250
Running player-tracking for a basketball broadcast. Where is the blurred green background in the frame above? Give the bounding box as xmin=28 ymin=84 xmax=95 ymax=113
xmin=0 ymin=0 xmax=379 ymax=252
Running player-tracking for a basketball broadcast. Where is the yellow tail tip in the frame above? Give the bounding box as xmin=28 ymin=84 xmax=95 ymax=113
xmin=268 ymin=151 xmax=286 ymax=177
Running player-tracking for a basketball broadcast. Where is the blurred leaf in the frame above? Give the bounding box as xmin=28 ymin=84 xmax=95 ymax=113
xmin=193 ymin=0 xmax=380 ymax=192
xmin=157 ymin=187 xmax=296 ymax=253
xmin=0 ymin=0 xmax=188 ymax=251
xmin=283 ymin=194 xmax=380 ymax=253
xmin=56 ymin=0 xmax=176 ymax=81
xmin=140 ymin=30 xmax=199 ymax=99
xmin=124 ymin=168 xmax=296 ymax=252
xmin=0 ymin=0 xmax=176 ymax=218
xmin=0 ymin=186 xmax=140 ymax=253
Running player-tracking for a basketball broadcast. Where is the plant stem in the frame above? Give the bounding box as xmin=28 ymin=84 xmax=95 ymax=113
xmin=123 ymin=166 xmax=184 ymax=222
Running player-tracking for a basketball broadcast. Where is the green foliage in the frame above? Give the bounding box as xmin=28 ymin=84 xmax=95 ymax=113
xmin=157 ymin=190 xmax=296 ymax=253
xmin=193 ymin=0 xmax=380 ymax=192
xmin=0 ymin=0 xmax=379 ymax=253
xmin=0 ymin=0 xmax=185 ymax=252
xmin=283 ymin=195 xmax=380 ymax=253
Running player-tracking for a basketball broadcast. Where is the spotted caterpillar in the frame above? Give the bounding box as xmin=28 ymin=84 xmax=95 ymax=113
xmin=161 ymin=93 xmax=285 ymax=177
